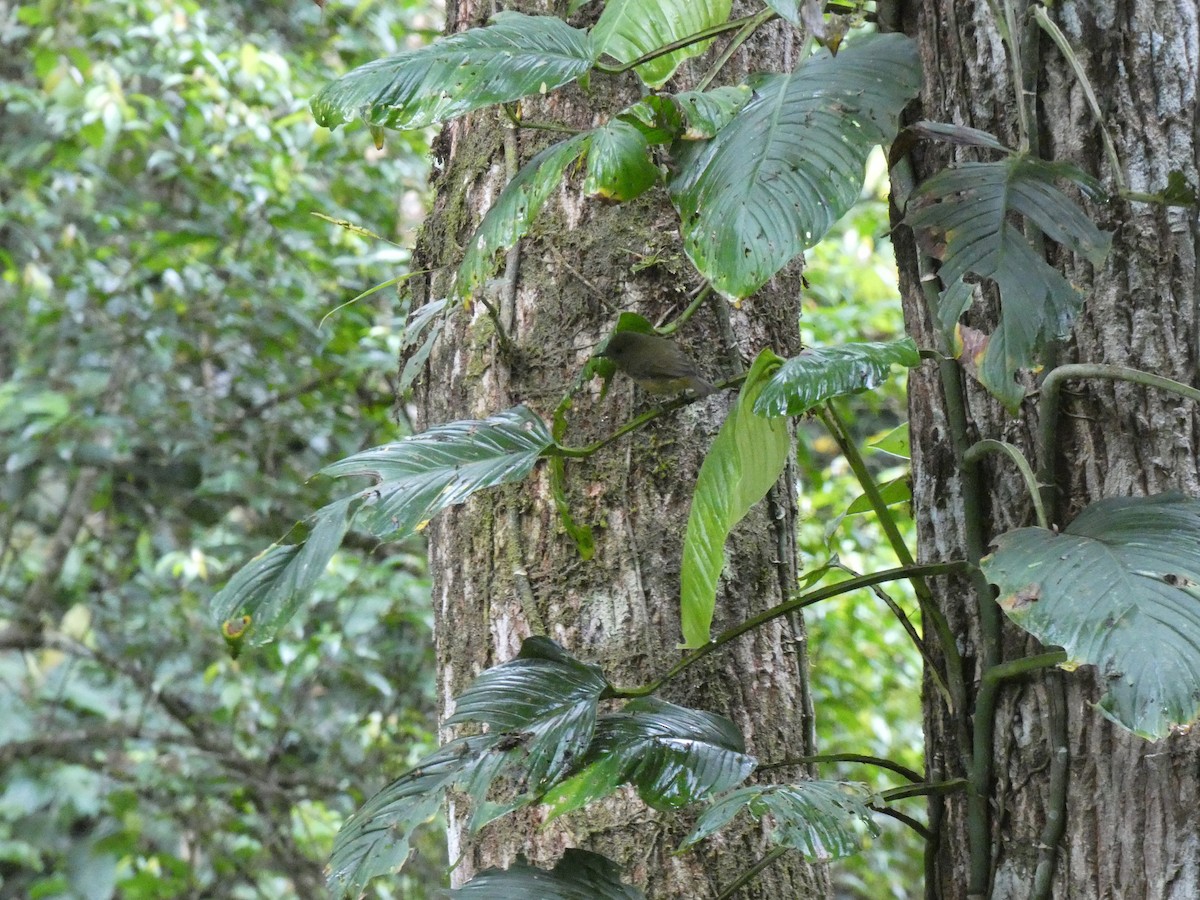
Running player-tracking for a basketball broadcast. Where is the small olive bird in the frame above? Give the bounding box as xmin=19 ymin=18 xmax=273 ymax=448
xmin=596 ymin=331 xmax=717 ymax=396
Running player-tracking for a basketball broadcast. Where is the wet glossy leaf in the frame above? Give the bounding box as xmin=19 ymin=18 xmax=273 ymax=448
xmin=445 ymin=637 xmax=610 ymax=790
xmin=682 ymin=780 xmax=877 ymax=858
xmin=584 ymin=119 xmax=659 ymax=200
xmin=210 ymin=497 xmax=359 ymax=646
xmin=592 ymin=0 xmax=733 ymax=88
xmin=670 ymin=34 xmax=920 ymax=300
xmin=328 ymin=735 xmax=497 ymax=897
xmin=983 ymin=493 xmax=1200 ymax=739
xmin=542 ymin=698 xmax=755 ymax=817
xmin=673 ymin=85 xmax=751 ymax=140
xmin=457 ymin=134 xmax=590 ymax=300
xmin=312 ymin=12 xmax=596 ymax=131
xmin=321 ymin=406 xmax=553 ymax=539
xmin=453 ymin=849 xmax=644 ymax=898
xmin=754 ymin=338 xmax=920 ymax=417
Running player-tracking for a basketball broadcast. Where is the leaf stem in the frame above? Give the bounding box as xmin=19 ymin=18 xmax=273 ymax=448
xmin=1031 ymin=5 xmax=1124 ymax=190
xmin=817 ymin=402 xmax=968 ymax=717
xmin=608 ymin=562 xmax=968 ymax=697
xmin=1037 ymin=364 xmax=1200 ymax=523
xmin=550 ymin=374 xmax=747 ymax=458
xmin=880 ymin=778 xmax=967 ymax=803
xmin=870 ymin=804 xmax=934 ymax=842
xmin=758 ymin=752 xmax=923 ymax=784
xmin=593 ymin=13 xmax=770 ymax=75
xmin=657 ymin=284 xmax=713 ymax=335
xmin=962 ymin=439 xmax=1049 ymax=529
xmin=695 ymin=8 xmax=778 ymax=93
xmin=714 ymin=847 xmax=789 ymax=900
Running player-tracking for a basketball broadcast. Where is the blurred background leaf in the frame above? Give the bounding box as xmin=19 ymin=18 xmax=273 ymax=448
xmin=0 ymin=0 xmax=443 ymax=896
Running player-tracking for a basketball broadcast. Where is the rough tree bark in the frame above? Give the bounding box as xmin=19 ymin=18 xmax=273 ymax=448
xmin=409 ymin=2 xmax=827 ymax=897
xmin=891 ymin=1 xmax=1200 ymax=897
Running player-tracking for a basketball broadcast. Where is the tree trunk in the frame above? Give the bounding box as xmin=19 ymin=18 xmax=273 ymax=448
xmin=410 ymin=2 xmax=827 ymax=897
xmin=891 ymin=1 xmax=1200 ymax=897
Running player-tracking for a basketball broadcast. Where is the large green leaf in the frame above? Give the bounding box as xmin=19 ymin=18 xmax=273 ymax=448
xmin=669 ymin=34 xmax=920 ymax=300
xmin=445 ymin=637 xmax=610 ymax=790
xmin=456 ymin=134 xmax=590 ymax=301
xmin=542 ymin=698 xmax=755 ymax=818
xmin=584 ymin=118 xmax=659 ymax=200
xmin=210 ymin=497 xmax=359 ymax=647
xmin=906 ymin=156 xmax=1112 ymax=411
xmin=321 ymin=406 xmax=553 ymax=539
xmin=453 ymin=849 xmax=644 ymax=898
xmin=680 ymin=350 xmax=789 ymax=648
xmin=591 ymin=0 xmax=733 ymax=88
xmin=754 ymin=338 xmax=920 ymax=417
xmin=311 ymin=12 xmax=596 ymax=131
xmin=982 ymin=493 xmax=1200 ymax=739
xmin=681 ymin=781 xmax=877 ymax=858
xmin=673 ymin=85 xmax=751 ymax=139
xmin=328 ymin=734 xmax=497 ymax=898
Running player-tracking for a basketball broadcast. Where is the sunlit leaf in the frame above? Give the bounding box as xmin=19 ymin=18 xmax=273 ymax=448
xmin=669 ymin=33 xmax=920 ymax=300
xmin=445 ymin=637 xmax=610 ymax=790
xmin=542 ymin=698 xmax=755 ymax=817
xmin=680 ymin=350 xmax=789 ymax=648
xmin=982 ymin=493 xmax=1200 ymax=739
xmin=844 ymin=475 xmax=910 ymax=515
xmin=456 ymin=134 xmax=590 ymax=300
xmin=321 ymin=406 xmax=553 ymax=539
xmin=869 ymin=421 xmax=910 ymax=459
xmin=453 ymin=849 xmax=644 ymax=898
xmin=681 ymin=780 xmax=877 ymax=858
xmin=312 ymin=12 xmax=596 ymax=131
xmin=753 ymin=339 xmax=921 ymax=417
xmin=591 ymin=0 xmax=733 ymax=88
xmin=905 ymin=155 xmax=1112 ymax=411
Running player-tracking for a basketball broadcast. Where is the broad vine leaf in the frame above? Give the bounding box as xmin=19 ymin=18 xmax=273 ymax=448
xmin=754 ymin=338 xmax=920 ymax=417
xmin=328 ymin=734 xmax=497 ymax=897
xmin=457 ymin=134 xmax=590 ymax=301
xmin=311 ymin=12 xmax=596 ymax=131
xmin=680 ymin=350 xmax=789 ymax=648
xmin=321 ymin=406 xmax=553 ymax=539
xmin=211 ymin=496 xmax=359 ymax=646
xmin=669 ymin=33 xmax=920 ymax=300
xmin=445 ymin=637 xmax=610 ymax=790
xmin=543 ymin=698 xmax=755 ymax=818
xmin=681 ymin=781 xmax=877 ymax=858
xmin=905 ymin=155 xmax=1112 ymax=411
xmin=453 ymin=849 xmax=644 ymax=898
xmin=584 ymin=118 xmax=659 ymax=200
xmin=982 ymin=493 xmax=1200 ymax=739
xmin=591 ymin=0 xmax=733 ymax=89
xmin=617 ymin=95 xmax=684 ymax=145
xmin=673 ymin=85 xmax=751 ymax=140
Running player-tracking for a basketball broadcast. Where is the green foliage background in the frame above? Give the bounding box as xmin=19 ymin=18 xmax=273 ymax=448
xmin=1 ymin=2 xmax=922 ymax=897
xmin=0 ymin=0 xmax=442 ymax=896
